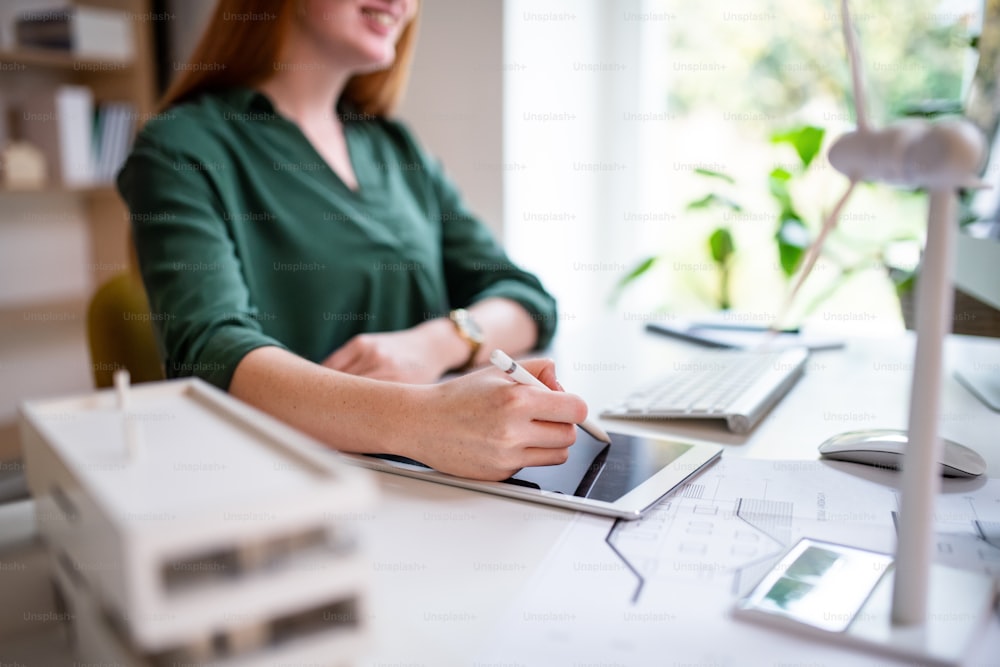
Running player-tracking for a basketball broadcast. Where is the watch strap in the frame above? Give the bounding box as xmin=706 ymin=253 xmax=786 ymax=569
xmin=449 ymin=308 xmax=483 ymax=371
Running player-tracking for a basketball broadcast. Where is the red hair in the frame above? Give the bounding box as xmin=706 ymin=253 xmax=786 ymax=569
xmin=158 ymin=0 xmax=419 ymax=116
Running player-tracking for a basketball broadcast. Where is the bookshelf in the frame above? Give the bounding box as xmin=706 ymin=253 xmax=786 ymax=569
xmin=0 ymin=46 xmax=135 ymax=70
xmin=0 ymin=183 xmax=117 ymax=196
xmin=0 ymin=0 xmax=157 ymax=462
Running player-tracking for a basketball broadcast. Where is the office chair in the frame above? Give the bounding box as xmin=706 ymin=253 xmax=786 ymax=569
xmin=86 ymin=272 xmax=164 ymax=389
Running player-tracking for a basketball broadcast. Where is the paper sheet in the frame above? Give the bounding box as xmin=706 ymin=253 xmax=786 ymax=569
xmin=477 ymin=458 xmax=1000 ymax=666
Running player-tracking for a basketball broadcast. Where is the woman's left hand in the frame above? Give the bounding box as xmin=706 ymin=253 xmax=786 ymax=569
xmin=321 ymin=319 xmax=466 ymax=383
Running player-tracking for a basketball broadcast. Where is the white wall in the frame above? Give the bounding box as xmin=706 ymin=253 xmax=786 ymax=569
xmin=398 ymin=0 xmax=505 ymax=237
xmin=165 ymin=0 xmax=214 ymax=66
xmin=504 ymin=0 xmax=647 ymax=330
xmin=165 ymin=0 xmax=504 ymax=236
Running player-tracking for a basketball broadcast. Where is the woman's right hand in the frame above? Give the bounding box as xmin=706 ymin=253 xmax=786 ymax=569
xmin=404 ymin=359 xmax=589 ymax=481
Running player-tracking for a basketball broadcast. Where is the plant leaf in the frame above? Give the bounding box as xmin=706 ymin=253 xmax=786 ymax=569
xmin=768 ymin=168 xmax=793 ymax=210
xmin=708 ymin=227 xmax=735 ymax=265
xmin=888 ymin=266 xmax=917 ymax=296
xmin=693 ymin=167 xmax=735 ymax=184
xmin=686 ymin=193 xmax=743 ymax=212
xmin=775 ymin=216 xmax=810 ymax=277
xmin=686 ymin=194 xmax=715 ymax=210
xmin=769 ymin=167 xmax=792 ymax=183
xmin=608 ymin=255 xmax=659 ymax=305
xmin=771 ymin=125 xmax=825 ymax=169
xmin=616 ymin=256 xmax=658 ymax=289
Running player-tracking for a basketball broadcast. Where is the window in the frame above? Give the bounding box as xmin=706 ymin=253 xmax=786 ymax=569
xmin=505 ymin=0 xmax=976 ymax=333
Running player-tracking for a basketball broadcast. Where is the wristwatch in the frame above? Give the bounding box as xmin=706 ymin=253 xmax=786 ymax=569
xmin=449 ymin=308 xmax=484 ymax=371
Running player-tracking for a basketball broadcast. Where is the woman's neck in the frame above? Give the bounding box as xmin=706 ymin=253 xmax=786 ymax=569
xmin=258 ymin=36 xmax=351 ymax=128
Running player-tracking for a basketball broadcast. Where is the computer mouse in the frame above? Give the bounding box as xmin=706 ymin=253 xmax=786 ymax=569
xmin=818 ymin=429 xmax=987 ymax=478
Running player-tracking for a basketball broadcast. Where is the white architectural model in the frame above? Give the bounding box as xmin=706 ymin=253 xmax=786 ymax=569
xmin=19 ymin=374 xmax=376 ymax=666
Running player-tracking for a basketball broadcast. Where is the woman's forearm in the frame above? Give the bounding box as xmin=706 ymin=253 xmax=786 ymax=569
xmin=227 ymin=344 xmax=588 ymax=481
xmin=229 ymin=345 xmax=422 ymax=457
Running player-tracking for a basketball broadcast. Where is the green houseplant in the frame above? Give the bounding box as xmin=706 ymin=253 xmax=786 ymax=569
xmin=612 ymin=0 xmax=978 ymax=327
xmin=613 ymin=123 xmax=921 ymax=324
xmin=611 ymin=167 xmax=740 ymax=310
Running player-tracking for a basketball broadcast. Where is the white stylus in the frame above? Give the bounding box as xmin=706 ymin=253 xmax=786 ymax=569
xmin=489 ymin=349 xmax=612 ymax=444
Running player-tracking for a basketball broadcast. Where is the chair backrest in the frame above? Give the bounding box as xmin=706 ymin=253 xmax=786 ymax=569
xmin=86 ymin=272 xmax=164 ymax=388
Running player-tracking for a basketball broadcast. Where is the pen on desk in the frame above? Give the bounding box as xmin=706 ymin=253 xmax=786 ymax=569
xmin=691 ymin=322 xmax=801 ymax=334
xmin=489 ymin=349 xmax=612 ymax=444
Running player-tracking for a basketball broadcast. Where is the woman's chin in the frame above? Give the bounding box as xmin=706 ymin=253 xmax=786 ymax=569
xmin=358 ymin=57 xmax=396 ymax=74
xmin=352 ymin=46 xmax=397 ymax=73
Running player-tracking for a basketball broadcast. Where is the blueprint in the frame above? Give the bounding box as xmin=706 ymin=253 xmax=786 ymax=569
xmin=478 ymin=458 xmax=1000 ymax=666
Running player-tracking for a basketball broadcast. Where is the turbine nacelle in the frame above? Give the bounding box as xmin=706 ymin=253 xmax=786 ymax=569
xmin=828 ymin=118 xmax=987 ymax=190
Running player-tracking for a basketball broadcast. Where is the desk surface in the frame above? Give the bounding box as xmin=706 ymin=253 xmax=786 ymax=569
xmin=553 ymin=323 xmax=1000 ymax=475
xmin=353 ymin=327 xmax=1000 ymax=665
xmin=2 ymin=326 xmax=999 ymax=666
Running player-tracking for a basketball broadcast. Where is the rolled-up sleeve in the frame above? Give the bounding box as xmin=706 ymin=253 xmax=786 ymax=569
xmin=117 ymin=136 xmax=287 ymax=389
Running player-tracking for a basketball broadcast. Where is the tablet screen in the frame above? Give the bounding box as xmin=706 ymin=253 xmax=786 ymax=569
xmin=510 ymin=431 xmax=695 ymax=502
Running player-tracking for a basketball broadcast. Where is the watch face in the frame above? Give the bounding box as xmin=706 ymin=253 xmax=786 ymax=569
xmin=453 ymin=309 xmax=484 ymax=342
xmin=464 ymin=315 xmax=484 ymax=340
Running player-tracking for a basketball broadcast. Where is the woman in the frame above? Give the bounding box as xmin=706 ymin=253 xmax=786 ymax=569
xmin=116 ymin=0 xmax=587 ymax=481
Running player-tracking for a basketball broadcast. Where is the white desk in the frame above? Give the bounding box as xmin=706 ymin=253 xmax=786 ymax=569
xmin=1 ymin=326 xmax=999 ymax=665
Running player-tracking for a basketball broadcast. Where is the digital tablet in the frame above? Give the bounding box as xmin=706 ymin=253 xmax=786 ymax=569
xmin=344 ymin=431 xmax=722 ymax=520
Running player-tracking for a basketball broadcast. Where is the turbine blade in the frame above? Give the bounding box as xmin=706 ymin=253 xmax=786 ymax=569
xmin=841 ymin=0 xmax=870 ymax=132
xmin=767 ymin=179 xmax=858 ymax=337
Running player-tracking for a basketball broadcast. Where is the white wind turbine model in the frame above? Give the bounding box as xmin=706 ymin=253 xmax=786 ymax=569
xmin=736 ymin=1 xmax=997 ymax=663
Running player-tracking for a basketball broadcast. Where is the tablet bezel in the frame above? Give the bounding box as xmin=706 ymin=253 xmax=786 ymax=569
xmin=342 ymin=434 xmax=722 ymax=520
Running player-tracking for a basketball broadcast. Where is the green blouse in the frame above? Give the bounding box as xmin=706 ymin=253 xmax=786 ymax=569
xmin=117 ymin=87 xmax=556 ymax=389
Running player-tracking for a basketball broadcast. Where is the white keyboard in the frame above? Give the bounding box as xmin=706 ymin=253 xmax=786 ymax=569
xmin=602 ymin=347 xmax=809 ymax=433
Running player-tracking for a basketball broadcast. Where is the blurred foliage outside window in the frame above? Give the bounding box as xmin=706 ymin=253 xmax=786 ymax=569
xmin=622 ymin=0 xmax=978 ymax=330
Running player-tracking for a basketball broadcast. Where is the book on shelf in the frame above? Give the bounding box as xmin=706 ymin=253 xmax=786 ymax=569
xmin=19 ymin=85 xmax=135 ymax=188
xmin=21 ymin=85 xmax=94 ymax=188
xmin=93 ymin=103 xmax=134 ymax=183
xmin=15 ymin=5 xmax=134 ymax=61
